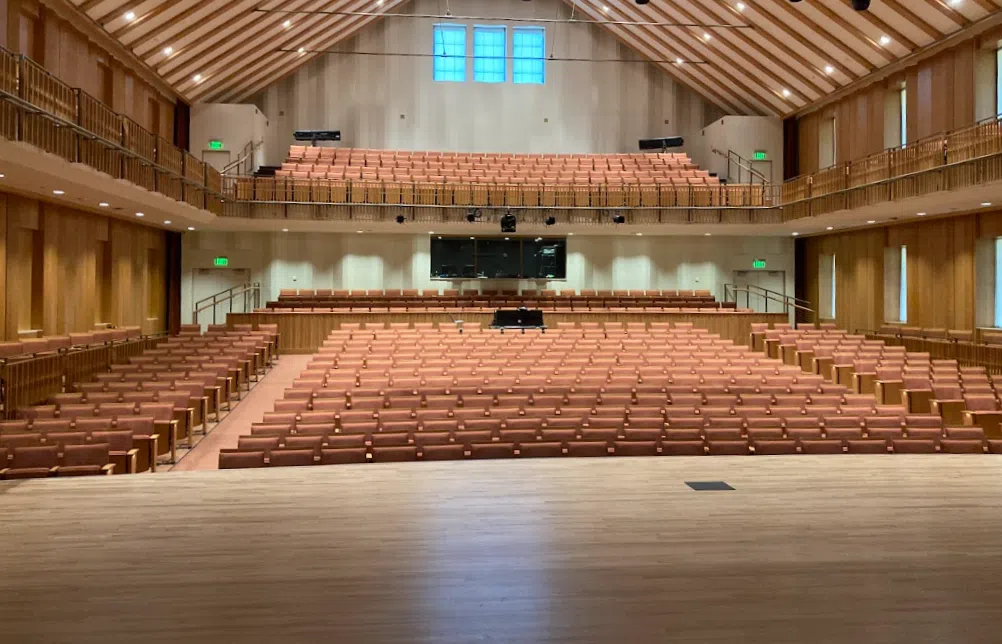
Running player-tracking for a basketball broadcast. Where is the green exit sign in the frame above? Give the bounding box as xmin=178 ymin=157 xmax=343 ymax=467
xmin=208 ymin=140 xmax=224 ymax=151
xmin=213 ymin=256 xmax=229 ymax=267
xmin=752 ymin=150 xmax=767 ymax=161
xmin=752 ymin=259 xmax=767 ymax=269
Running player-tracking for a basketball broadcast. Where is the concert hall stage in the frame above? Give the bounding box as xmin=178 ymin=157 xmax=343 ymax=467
xmin=1 ymin=456 xmax=1001 ymax=643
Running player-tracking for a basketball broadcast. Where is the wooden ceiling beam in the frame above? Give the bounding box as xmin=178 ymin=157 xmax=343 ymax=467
xmin=162 ymin=0 xmax=326 ymax=84
xmin=150 ymin=0 xmax=263 ymax=71
xmin=685 ymin=0 xmax=833 ymax=98
xmin=764 ymin=0 xmax=876 ymax=74
xmin=925 ymin=0 xmax=972 ymax=28
xmin=95 ymin=0 xmax=146 ymax=26
xmin=111 ymin=1 xmax=174 ymax=39
xmin=878 ymin=0 xmax=945 ymax=41
xmin=563 ymin=0 xmax=757 ymax=115
xmin=832 ymin=0 xmax=920 ymax=52
xmin=176 ymin=0 xmax=358 ymax=96
xmin=636 ymin=1 xmax=795 ymax=112
xmin=222 ymin=5 xmax=415 ymax=104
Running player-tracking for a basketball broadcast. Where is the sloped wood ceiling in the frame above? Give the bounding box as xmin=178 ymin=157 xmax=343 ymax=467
xmin=70 ymin=0 xmax=1002 ymax=114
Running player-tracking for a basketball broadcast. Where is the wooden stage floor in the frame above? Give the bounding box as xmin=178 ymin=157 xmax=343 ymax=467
xmin=3 ymin=456 xmax=1002 ymax=643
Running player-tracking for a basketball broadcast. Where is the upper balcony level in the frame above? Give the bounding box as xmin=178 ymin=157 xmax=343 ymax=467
xmin=1 ymin=40 xmax=1001 ymax=235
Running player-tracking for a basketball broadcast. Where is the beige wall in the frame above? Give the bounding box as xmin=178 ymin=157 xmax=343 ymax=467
xmin=251 ymin=0 xmax=723 ymax=166
xmin=698 ymin=116 xmax=783 ymax=184
xmin=180 ymin=231 xmax=794 ymax=324
xmin=191 ymin=103 xmax=271 ymax=172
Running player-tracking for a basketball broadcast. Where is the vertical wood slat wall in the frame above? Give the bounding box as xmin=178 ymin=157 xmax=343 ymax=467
xmin=796 ymin=37 xmax=990 ymax=176
xmin=797 ymin=211 xmax=1002 ymax=334
xmin=0 ymin=192 xmax=168 ymax=341
xmin=0 ymin=0 xmax=176 ymax=141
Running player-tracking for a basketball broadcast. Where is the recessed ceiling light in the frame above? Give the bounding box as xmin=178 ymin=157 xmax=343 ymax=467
xmin=949 ymin=0 xmax=962 ymax=6
xmin=377 ymin=0 xmax=384 ymax=5
xmin=282 ymin=228 xmax=289 ymax=232
xmin=917 ymin=212 xmax=927 ymax=216
xmin=193 ymin=74 xmax=202 ymax=82
xmin=357 ymin=230 xmax=364 ymax=234
xmin=676 ymin=57 xmax=683 ymax=64
xmin=187 ymin=226 xmax=195 ymax=231
xmin=283 ymin=19 xmax=291 ymax=28
xmin=826 ymin=226 xmax=834 ymax=231
xmin=135 ymin=212 xmax=144 ymax=217
xmin=428 ymin=231 xmax=435 ymax=234
xmin=879 ymin=35 xmax=891 ymax=46
xmin=504 ymin=237 xmax=511 ymax=241
xmin=704 ymin=233 xmax=712 ymax=237
xmin=98 ymin=202 xmax=109 ymax=207
xmin=982 ymin=202 xmax=992 ymax=207
xmin=792 ymin=232 xmax=799 ymax=236
xmin=703 ymin=32 xmax=712 ymax=41
xmin=298 ymin=47 xmax=305 ymax=54
xmin=867 ymin=220 xmax=876 ymax=224
xmin=0 ymin=173 xmax=5 ymax=178
xmin=163 ymin=46 xmax=173 ymax=55
xmin=470 ymin=236 xmax=475 ymax=240
xmin=736 ymin=2 xmax=746 ymax=11
xmin=53 ymin=190 xmax=64 ymax=195
xmin=602 ymin=5 xmax=609 ymax=13
xmin=568 ymin=232 xmax=574 ymax=236
xmin=124 ymin=11 xmax=136 ymax=21
xmin=824 ymin=65 xmax=834 ymax=74
xmin=782 ymin=88 xmax=791 ymax=97
xmin=636 ymin=232 xmax=643 ymax=236
xmin=164 ymin=220 xmax=172 ymax=225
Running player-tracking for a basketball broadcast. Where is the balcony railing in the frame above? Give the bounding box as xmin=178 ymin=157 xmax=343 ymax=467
xmin=3 ymin=37 xmax=1002 ymax=226
xmin=780 ymin=116 xmax=1002 ymax=219
xmin=0 ymin=46 xmax=224 ymax=215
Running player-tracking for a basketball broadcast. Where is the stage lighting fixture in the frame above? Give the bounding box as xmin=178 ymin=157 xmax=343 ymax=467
xmin=395 ymin=215 xmax=406 ymax=224
xmin=545 ymin=216 xmax=556 ymax=226
xmin=501 ymin=212 xmax=517 ymax=233
xmin=612 ymin=215 xmax=626 ymax=224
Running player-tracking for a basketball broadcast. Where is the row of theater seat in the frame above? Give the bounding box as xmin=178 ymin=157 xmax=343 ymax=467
xmin=757 ymin=324 xmax=1002 ymax=438
xmin=278 ymin=288 xmax=715 ymax=299
xmin=1 ymin=444 xmax=117 ymax=478
xmin=222 ymin=323 xmax=985 ymax=469
xmin=7 ymin=325 xmax=279 ymax=474
xmin=220 ymin=437 xmax=1000 ymax=469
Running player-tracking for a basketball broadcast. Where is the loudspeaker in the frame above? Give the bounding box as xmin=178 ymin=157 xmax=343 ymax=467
xmin=639 ymin=136 xmax=684 ymax=151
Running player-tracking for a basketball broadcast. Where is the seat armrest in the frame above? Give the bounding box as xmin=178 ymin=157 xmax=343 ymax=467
xmin=101 ymin=463 xmax=115 ymax=475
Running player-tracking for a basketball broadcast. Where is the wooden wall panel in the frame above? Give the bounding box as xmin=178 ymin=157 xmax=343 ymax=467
xmin=1 ymin=0 xmax=176 ymax=136
xmin=0 ymin=194 xmax=168 ymax=341
xmin=797 ymin=42 xmax=983 ymax=167
xmin=799 ymin=211 xmax=1002 ymax=333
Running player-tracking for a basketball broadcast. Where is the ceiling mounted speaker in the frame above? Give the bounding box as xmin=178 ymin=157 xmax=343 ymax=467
xmin=851 ymin=0 xmax=871 ymax=9
xmin=635 ymin=0 xmax=650 ymax=4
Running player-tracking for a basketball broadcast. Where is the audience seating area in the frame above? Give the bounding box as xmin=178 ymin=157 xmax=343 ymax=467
xmin=0 ymin=324 xmax=278 ymax=478
xmin=233 ymin=146 xmax=774 ymax=208
xmin=280 ymin=148 xmax=713 ymax=186
xmin=219 ymin=321 xmax=997 ymax=470
xmin=758 ymin=323 xmax=1002 ymax=439
xmin=268 ymin=288 xmax=738 ymax=313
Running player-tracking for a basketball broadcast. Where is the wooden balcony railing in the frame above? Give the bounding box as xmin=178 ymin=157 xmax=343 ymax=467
xmin=0 ymin=45 xmax=222 ymax=212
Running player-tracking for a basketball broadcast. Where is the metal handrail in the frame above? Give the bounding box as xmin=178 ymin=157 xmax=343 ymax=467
xmin=222 ymin=139 xmax=263 ymax=176
xmin=193 ymin=282 xmax=261 ymax=326
xmin=723 ymin=283 xmax=815 ymax=321
xmin=711 ymin=148 xmax=770 ymax=185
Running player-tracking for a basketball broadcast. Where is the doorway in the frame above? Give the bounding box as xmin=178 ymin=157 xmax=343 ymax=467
xmin=732 ymin=270 xmax=787 ymax=313
xmin=191 ymin=268 xmax=251 ymax=329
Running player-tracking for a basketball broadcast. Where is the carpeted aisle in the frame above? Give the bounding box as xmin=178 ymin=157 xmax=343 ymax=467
xmin=170 ymin=355 xmax=311 ymax=472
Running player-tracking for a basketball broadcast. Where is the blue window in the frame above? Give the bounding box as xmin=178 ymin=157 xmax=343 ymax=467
xmin=473 ymin=26 xmax=506 ymax=83
xmin=513 ymin=27 xmax=545 ymax=84
xmin=433 ymin=24 xmax=466 ymax=82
